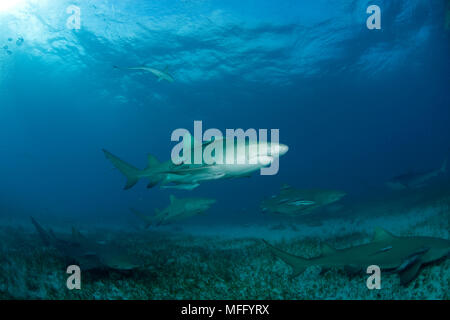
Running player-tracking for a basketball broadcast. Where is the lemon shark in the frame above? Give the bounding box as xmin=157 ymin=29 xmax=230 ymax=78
xmin=113 ymin=65 xmax=174 ymax=82
xmin=264 ymin=227 xmax=450 ymax=285
xmin=102 ymin=138 xmax=288 ymax=190
xmin=387 ymin=157 xmax=447 ymax=190
xmin=31 ymin=217 xmax=143 ymax=271
xmin=261 ymin=184 xmax=346 ymax=216
xmin=130 ymin=195 xmax=216 ymax=227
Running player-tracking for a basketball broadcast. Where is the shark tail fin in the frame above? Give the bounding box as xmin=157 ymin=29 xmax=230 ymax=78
xmin=263 ymin=240 xmax=309 ymax=278
xmin=30 ymin=217 xmax=52 ymax=246
xmin=103 ymin=149 xmax=141 ymax=190
xmin=130 ymin=208 xmax=153 ymax=228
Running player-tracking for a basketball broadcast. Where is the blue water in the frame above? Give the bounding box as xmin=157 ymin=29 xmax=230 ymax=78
xmin=0 ymin=0 xmax=449 ymax=227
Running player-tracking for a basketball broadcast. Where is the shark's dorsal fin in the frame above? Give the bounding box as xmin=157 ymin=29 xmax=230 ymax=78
xmin=170 ymin=195 xmax=176 ymax=203
xmin=72 ymin=226 xmax=88 ymax=242
xmin=146 ymin=154 xmax=160 ymax=168
xmin=281 ymin=184 xmax=291 ymax=190
xmin=372 ymin=227 xmax=396 ymax=242
xmin=399 ymin=260 xmax=423 ymax=285
xmin=321 ymin=242 xmax=337 ymax=256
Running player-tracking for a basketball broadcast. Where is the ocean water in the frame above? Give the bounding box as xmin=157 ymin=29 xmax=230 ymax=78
xmin=0 ymin=0 xmax=449 ymax=300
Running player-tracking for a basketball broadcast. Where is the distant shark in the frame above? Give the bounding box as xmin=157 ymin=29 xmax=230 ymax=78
xmin=114 ymin=65 xmax=174 ymax=82
xmin=103 ymin=137 xmax=288 ymax=190
xmin=261 ymin=184 xmax=346 ymax=216
xmin=264 ymin=227 xmax=450 ymax=285
xmin=131 ymin=195 xmax=216 ymax=227
xmin=31 ymin=217 xmax=143 ymax=271
xmin=387 ymin=157 xmax=447 ymax=190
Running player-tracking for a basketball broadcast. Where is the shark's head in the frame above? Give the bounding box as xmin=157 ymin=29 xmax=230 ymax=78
xmin=242 ymin=141 xmax=288 ymax=167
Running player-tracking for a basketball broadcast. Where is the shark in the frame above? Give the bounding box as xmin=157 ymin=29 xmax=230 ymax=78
xmin=114 ymin=65 xmax=174 ymax=82
xmin=130 ymin=195 xmax=216 ymax=227
xmin=31 ymin=217 xmax=143 ymax=271
xmin=103 ymin=137 xmax=288 ymax=190
xmin=261 ymin=184 xmax=346 ymax=216
xmin=264 ymin=227 xmax=450 ymax=285
xmin=387 ymin=157 xmax=447 ymax=190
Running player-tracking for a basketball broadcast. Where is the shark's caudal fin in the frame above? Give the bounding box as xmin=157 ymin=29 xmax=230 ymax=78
xmin=103 ymin=149 xmax=142 ymax=190
xmin=130 ymin=208 xmax=154 ymax=228
xmin=30 ymin=217 xmax=52 ymax=246
xmin=263 ymin=240 xmax=310 ymax=278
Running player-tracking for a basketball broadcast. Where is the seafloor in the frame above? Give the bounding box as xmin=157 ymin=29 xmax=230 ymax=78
xmin=0 ymin=195 xmax=449 ymax=300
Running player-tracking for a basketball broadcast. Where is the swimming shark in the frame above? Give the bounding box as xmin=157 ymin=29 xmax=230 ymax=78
xmin=103 ymin=138 xmax=288 ymax=190
xmin=31 ymin=217 xmax=143 ymax=271
xmin=114 ymin=65 xmax=174 ymax=82
xmin=387 ymin=157 xmax=447 ymax=190
xmin=264 ymin=227 xmax=450 ymax=285
xmin=130 ymin=195 xmax=216 ymax=227
xmin=261 ymin=184 xmax=346 ymax=216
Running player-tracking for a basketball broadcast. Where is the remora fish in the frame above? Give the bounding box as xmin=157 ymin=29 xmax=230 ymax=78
xmin=131 ymin=195 xmax=216 ymax=227
xmin=31 ymin=217 xmax=143 ymax=271
xmin=114 ymin=65 xmax=174 ymax=82
xmin=387 ymin=157 xmax=447 ymax=190
xmin=261 ymin=184 xmax=346 ymax=216
xmin=264 ymin=227 xmax=450 ymax=285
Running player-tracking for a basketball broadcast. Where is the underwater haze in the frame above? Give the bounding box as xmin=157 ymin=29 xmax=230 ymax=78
xmin=0 ymin=0 xmax=449 ymax=299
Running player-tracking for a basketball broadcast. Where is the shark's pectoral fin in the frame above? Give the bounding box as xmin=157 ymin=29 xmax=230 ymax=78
xmin=263 ymin=240 xmax=309 ymax=278
xmin=319 ymin=267 xmax=332 ymax=275
xmin=399 ymin=260 xmax=423 ymax=286
xmin=344 ymin=265 xmax=362 ymax=275
xmin=289 ymin=267 xmax=307 ymax=280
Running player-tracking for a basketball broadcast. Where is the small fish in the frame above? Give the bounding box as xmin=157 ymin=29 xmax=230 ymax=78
xmin=16 ymin=37 xmax=24 ymax=46
xmin=8 ymin=38 xmax=13 ymax=42
xmin=6 ymin=50 xmax=12 ymax=55
xmin=3 ymin=45 xmax=8 ymax=50
xmin=261 ymin=185 xmax=346 ymax=216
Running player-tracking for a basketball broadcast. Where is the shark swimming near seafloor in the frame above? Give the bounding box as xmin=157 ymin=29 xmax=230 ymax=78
xmin=264 ymin=227 xmax=450 ymax=285
xmin=31 ymin=217 xmax=143 ymax=271
xmin=130 ymin=195 xmax=216 ymax=227
xmin=387 ymin=157 xmax=447 ymax=190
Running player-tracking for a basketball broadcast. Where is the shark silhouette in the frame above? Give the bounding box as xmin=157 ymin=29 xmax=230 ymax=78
xmin=31 ymin=217 xmax=143 ymax=271
xmin=264 ymin=227 xmax=450 ymax=285
xmin=114 ymin=65 xmax=174 ymax=82
xmin=130 ymin=195 xmax=216 ymax=227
